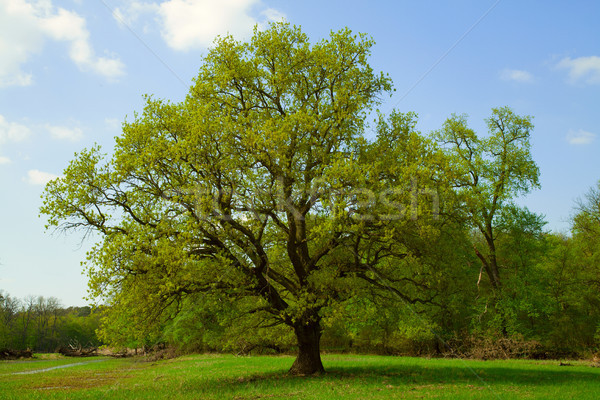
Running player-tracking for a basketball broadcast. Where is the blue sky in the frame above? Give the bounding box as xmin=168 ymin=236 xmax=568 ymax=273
xmin=1 ymin=0 xmax=599 ymax=307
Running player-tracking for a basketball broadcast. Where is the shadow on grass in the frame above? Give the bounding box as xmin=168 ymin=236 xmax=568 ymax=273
xmin=179 ymin=358 xmax=600 ymax=397
xmin=324 ymin=362 xmax=600 ymax=385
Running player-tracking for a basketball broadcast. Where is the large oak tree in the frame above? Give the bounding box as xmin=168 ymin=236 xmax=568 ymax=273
xmin=41 ymin=23 xmax=444 ymax=374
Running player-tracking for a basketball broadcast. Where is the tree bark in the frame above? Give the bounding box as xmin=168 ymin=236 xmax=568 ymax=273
xmin=289 ymin=318 xmax=325 ymax=375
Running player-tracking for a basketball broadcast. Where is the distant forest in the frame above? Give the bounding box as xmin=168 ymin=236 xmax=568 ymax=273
xmin=0 ymin=293 xmax=100 ymax=353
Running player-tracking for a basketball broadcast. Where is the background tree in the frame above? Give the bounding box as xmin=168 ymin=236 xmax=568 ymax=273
xmin=434 ymin=107 xmax=540 ymax=292
xmin=41 ymin=23 xmax=446 ymax=374
xmin=0 ymin=291 xmax=21 ymax=349
xmin=573 ymin=180 xmax=600 ymax=258
xmin=488 ymin=206 xmax=551 ymax=337
xmin=570 ymin=180 xmax=600 ymax=348
xmin=0 ymin=291 xmax=101 ymax=352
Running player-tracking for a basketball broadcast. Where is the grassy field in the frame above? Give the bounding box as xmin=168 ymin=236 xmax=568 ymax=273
xmin=1 ymin=353 xmax=599 ymax=399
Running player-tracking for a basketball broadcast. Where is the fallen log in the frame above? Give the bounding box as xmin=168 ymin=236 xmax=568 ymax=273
xmin=57 ymin=340 xmax=98 ymax=357
xmin=57 ymin=346 xmax=98 ymax=357
xmin=0 ymin=348 xmax=33 ymax=360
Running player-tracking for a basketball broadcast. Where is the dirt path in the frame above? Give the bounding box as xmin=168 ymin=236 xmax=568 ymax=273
xmin=12 ymin=359 xmax=108 ymax=375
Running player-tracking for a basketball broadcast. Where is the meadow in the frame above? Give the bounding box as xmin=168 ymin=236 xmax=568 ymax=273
xmin=1 ymin=354 xmax=599 ymax=399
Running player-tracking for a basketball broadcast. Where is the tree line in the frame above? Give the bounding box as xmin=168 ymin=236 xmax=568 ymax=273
xmin=0 ymin=292 xmax=100 ymax=353
xmin=38 ymin=23 xmax=600 ymax=374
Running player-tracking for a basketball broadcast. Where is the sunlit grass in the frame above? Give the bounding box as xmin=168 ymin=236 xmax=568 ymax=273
xmin=1 ymin=354 xmax=599 ymax=399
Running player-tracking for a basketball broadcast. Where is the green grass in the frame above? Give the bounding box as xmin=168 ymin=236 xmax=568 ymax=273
xmin=1 ymin=354 xmax=599 ymax=399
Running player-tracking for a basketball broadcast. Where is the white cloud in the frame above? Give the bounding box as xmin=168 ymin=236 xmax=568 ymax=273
xmin=0 ymin=0 xmax=43 ymax=87
xmin=0 ymin=115 xmax=31 ymax=144
xmin=26 ymin=169 xmax=62 ymax=185
xmin=46 ymin=124 xmax=83 ymax=141
xmin=2 ymin=115 xmax=85 ymax=148
xmin=159 ymin=0 xmax=258 ymax=50
xmin=0 ymin=0 xmax=125 ymax=86
xmin=259 ymin=8 xmax=285 ymax=24
xmin=40 ymin=6 xmax=126 ymax=79
xmin=104 ymin=118 xmax=121 ymax=131
xmin=0 ymin=156 xmax=11 ymax=165
xmin=567 ymin=129 xmax=596 ymax=145
xmin=500 ymin=69 xmax=534 ymax=83
xmin=113 ymin=1 xmax=159 ymax=28
xmin=114 ymin=0 xmax=286 ymax=51
xmin=557 ymin=56 xmax=600 ymax=85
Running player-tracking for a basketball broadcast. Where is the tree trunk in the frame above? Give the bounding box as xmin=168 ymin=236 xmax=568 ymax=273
xmin=289 ymin=319 xmax=325 ymax=375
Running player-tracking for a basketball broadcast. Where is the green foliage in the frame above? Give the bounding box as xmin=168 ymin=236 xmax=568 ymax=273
xmin=321 ymin=296 xmax=439 ymax=355
xmin=573 ymin=180 xmax=600 ymax=270
xmin=532 ymin=182 xmax=600 ymax=351
xmin=160 ymin=294 xmax=295 ymax=354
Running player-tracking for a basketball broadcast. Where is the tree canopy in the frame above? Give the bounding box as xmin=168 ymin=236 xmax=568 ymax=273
xmin=41 ymin=23 xmax=446 ymax=374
